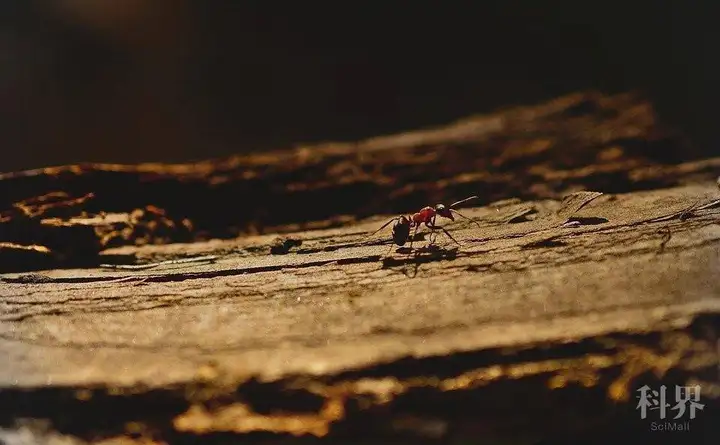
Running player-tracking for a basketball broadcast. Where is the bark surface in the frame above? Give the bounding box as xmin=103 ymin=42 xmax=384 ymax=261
xmin=1 ymin=92 xmax=719 ymax=444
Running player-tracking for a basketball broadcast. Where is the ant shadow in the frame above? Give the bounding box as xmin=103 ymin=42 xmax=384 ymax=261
xmin=381 ymin=243 xmax=459 ymax=278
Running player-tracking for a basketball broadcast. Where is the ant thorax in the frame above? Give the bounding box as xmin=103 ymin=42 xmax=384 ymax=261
xmin=413 ymin=207 xmax=436 ymax=224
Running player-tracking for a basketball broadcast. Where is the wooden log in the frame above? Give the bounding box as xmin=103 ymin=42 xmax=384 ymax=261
xmin=0 ymin=92 xmax=719 ymax=444
xmin=1 ymin=91 xmax=718 ymax=271
xmin=1 ymin=182 xmax=719 ymax=443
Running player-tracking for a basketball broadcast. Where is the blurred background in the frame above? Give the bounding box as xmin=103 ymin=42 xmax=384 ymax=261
xmin=0 ymin=0 xmax=716 ymax=173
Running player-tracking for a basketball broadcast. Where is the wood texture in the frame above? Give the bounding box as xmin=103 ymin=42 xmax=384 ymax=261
xmin=2 ymin=92 xmax=718 ymax=271
xmin=1 ymin=92 xmax=719 ymax=444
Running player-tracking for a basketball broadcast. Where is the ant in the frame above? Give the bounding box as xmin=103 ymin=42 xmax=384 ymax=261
xmin=367 ymin=196 xmax=482 ymax=249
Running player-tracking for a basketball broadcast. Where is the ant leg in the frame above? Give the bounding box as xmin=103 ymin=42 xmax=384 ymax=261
xmin=425 ymin=221 xmax=438 ymax=245
xmin=366 ymin=217 xmax=400 ymax=240
xmin=431 ymin=215 xmax=439 ymax=245
xmin=408 ymin=224 xmax=420 ymax=249
xmin=427 ymin=223 xmax=461 ymax=245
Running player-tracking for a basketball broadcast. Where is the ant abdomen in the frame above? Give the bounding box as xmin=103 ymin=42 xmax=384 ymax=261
xmin=392 ymin=216 xmax=412 ymax=246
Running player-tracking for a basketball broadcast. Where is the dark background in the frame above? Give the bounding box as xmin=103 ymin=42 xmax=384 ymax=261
xmin=0 ymin=0 xmax=717 ymax=173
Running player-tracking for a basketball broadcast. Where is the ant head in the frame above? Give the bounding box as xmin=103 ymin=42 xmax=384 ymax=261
xmin=434 ymin=204 xmax=454 ymax=220
xmin=397 ymin=215 xmax=411 ymax=226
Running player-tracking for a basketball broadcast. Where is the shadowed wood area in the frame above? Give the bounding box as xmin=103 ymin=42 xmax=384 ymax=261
xmin=2 ymin=92 xmax=719 ymax=272
xmin=1 ymin=92 xmax=719 ymax=444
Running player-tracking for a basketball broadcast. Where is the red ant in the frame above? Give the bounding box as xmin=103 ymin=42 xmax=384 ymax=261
xmin=367 ymin=196 xmax=481 ymax=248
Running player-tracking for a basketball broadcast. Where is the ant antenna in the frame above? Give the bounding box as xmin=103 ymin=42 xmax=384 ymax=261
xmin=449 ymin=196 xmax=479 ymax=209
xmin=449 ymin=196 xmax=482 ymax=228
xmin=450 ymin=209 xmax=483 ymax=228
